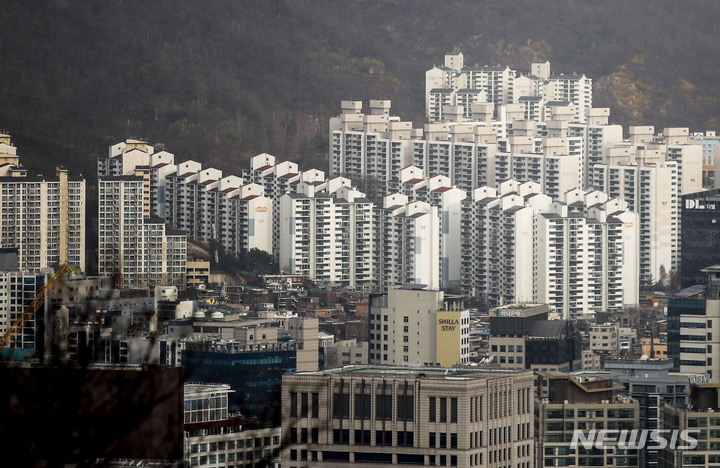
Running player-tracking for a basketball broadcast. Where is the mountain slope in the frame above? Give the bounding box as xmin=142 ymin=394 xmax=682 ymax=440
xmin=1 ymin=1 xmax=719 ymax=176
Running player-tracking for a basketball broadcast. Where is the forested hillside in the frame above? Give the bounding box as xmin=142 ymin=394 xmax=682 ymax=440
xmin=2 ymin=0 xmax=720 ymax=176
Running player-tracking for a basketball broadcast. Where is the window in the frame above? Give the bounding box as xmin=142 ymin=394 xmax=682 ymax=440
xmin=312 ymin=393 xmax=319 ymax=418
xmin=397 ymin=395 xmax=414 ymax=421
xmin=440 ymin=398 xmax=447 ymax=422
xmin=301 ymin=393 xmax=308 ymax=418
xmin=376 ymin=394 xmax=392 ymax=420
xmin=397 ymin=430 xmax=414 ymax=447
xmin=451 ymin=398 xmax=458 ymax=423
xmin=429 ymin=397 xmax=436 ymax=422
xmin=333 ymin=429 xmax=350 ymax=444
xmin=355 ymin=429 xmax=371 ymax=445
xmin=375 ymin=430 xmax=392 ymax=446
xmin=333 ymin=392 xmax=349 ymax=419
xmin=429 ymin=432 xmax=436 ymax=448
xmin=355 ymin=393 xmax=371 ymax=419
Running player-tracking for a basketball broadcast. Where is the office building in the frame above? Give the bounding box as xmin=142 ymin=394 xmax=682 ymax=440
xmin=667 ymin=266 xmax=720 ymax=380
xmin=182 ymin=339 xmax=305 ymax=423
xmin=680 ymin=189 xmax=720 ymax=287
xmin=369 ymin=287 xmax=469 ymax=367
xmin=281 ymin=365 xmax=535 ymax=467
xmin=536 ymin=372 xmax=640 ymax=468
xmin=605 ymin=357 xmax=697 ymax=468
xmin=659 ymin=382 xmax=720 ymax=467
xmin=488 ymin=303 xmax=581 ymax=372
xmin=183 ymin=383 xmax=281 ymax=468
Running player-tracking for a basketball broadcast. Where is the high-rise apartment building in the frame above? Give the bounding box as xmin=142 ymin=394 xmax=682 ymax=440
xmin=279 ymin=184 xmax=373 ymax=290
xmin=98 ymin=176 xmax=186 ymax=289
xmin=374 ymin=195 xmax=440 ymax=290
xmin=462 ymin=182 xmax=638 ymax=318
xmin=592 ymin=161 xmax=679 ymax=285
xmin=426 ymin=54 xmax=591 ymax=123
xmin=368 ymin=287 xmax=469 ymax=367
xmin=281 ymin=365 xmax=535 ymax=467
xmin=0 ymin=167 xmax=86 ymax=271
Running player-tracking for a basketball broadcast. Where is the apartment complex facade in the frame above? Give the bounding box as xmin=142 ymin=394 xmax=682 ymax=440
xmin=0 ymin=164 xmax=85 ymax=271
xmin=98 ymin=176 xmax=186 ymax=289
xmin=281 ymin=366 xmax=535 ymax=468
xmin=461 ymin=182 xmax=639 ymax=319
xmin=279 ymin=184 xmax=373 ymax=290
xmin=425 ymin=54 xmax=591 ymax=123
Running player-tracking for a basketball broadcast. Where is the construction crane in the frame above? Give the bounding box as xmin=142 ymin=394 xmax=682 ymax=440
xmin=0 ymin=264 xmax=72 ymax=352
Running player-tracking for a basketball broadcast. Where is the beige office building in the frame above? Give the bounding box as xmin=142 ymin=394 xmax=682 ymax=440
xmin=282 ymin=366 xmax=535 ymax=467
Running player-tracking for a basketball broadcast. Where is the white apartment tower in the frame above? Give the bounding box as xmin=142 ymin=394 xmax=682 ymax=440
xmin=593 ymin=161 xmax=679 ymax=285
xmin=375 ymin=195 xmax=440 ymax=291
xmin=279 ymin=184 xmax=373 ymax=290
xmin=98 ymin=176 xmax=187 ymax=289
xmin=461 ymin=182 xmax=638 ymax=319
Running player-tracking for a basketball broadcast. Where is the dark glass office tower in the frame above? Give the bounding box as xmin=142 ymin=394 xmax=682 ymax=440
xmin=681 ymin=189 xmax=720 ymax=287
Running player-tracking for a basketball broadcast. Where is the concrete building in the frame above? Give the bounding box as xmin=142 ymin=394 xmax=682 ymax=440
xmin=605 ymin=357 xmax=698 ymax=468
xmin=279 ymin=184 xmax=373 ymax=290
xmin=536 ymin=372 xmax=640 ymax=468
xmin=324 ymin=339 xmax=369 ymax=369
xmin=488 ymin=303 xmax=581 ymax=372
xmin=0 ymin=267 xmax=53 ymax=350
xmin=375 ymin=195 xmax=440 ymax=291
xmin=659 ymin=382 xmax=720 ymax=467
xmin=589 ymin=322 xmax=620 ymax=356
xmin=369 ymin=287 xmax=469 ymax=367
xmin=667 ymin=266 xmax=720 ymax=381
xmin=281 ymin=365 xmax=535 ymax=467
xmin=182 ymin=340 xmax=301 ymax=423
xmin=0 ymin=167 xmax=85 ymax=271
xmin=183 ymin=383 xmax=281 ymax=468
xmin=98 ymin=176 xmax=187 ymax=290
xmin=462 ymin=183 xmax=638 ymax=318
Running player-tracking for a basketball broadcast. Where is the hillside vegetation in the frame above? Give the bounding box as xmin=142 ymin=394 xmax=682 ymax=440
xmin=2 ymin=1 xmax=720 ymax=176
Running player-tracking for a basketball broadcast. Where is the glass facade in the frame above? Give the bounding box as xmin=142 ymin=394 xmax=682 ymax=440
xmin=182 ymin=347 xmax=296 ymax=424
xmin=681 ymin=190 xmax=720 ymax=288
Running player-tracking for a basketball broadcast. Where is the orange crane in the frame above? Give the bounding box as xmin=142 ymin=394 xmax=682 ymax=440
xmin=0 ymin=264 xmax=72 ymax=352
